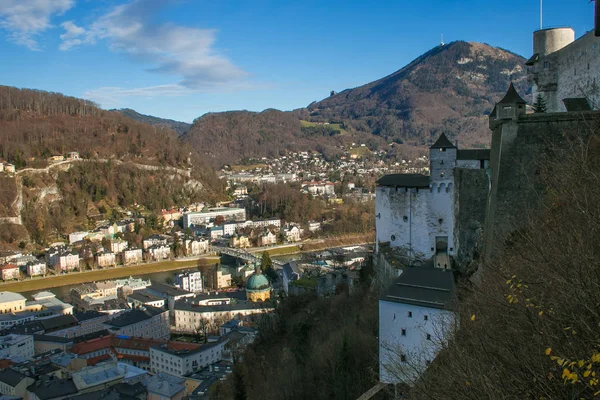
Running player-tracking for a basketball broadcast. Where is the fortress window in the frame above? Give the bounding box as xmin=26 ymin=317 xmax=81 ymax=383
xmin=401 ymin=329 xmax=406 ymax=336
xmin=440 ymin=148 xmax=445 ymax=152
xmin=400 ymin=355 xmax=406 ymax=362
xmin=424 ymin=315 xmax=428 ymax=321
xmin=588 ymin=63 xmax=591 ymax=70
xmin=440 ymin=172 xmax=444 ymax=178
xmin=408 ymin=311 xmax=412 ymax=318
xmin=440 ymin=160 xmax=444 ymax=165
xmin=426 ymin=334 xmax=431 ymax=340
xmin=438 ymin=218 xmax=443 ymax=225
xmin=403 ymin=216 xmax=408 ymax=222
xmin=450 ymin=247 xmax=453 ymax=252
xmin=543 ymin=61 xmax=549 ymax=69
xmin=391 ymin=235 xmax=396 ymax=241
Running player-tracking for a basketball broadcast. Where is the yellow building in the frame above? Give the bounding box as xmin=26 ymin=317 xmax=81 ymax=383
xmin=245 ymin=268 xmax=271 ymax=302
xmin=0 ymin=292 xmax=26 ymax=314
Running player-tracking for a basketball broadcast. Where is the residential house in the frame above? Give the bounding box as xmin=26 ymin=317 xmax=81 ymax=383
xmin=109 ymin=239 xmax=128 ymax=253
xmin=173 ymin=272 xmax=203 ymax=293
xmin=0 ymin=292 xmax=26 ymax=314
xmin=96 ymin=251 xmax=116 ymax=268
xmin=229 ymin=234 xmax=250 ymax=249
xmin=122 ymin=249 xmax=143 ymax=265
xmin=203 ymin=265 xmax=232 ymax=290
xmin=127 ymin=291 xmax=166 ymax=309
xmin=26 ymin=260 xmax=47 ymax=277
xmin=67 ymin=152 xmax=80 ymax=160
xmin=143 ymin=234 xmax=169 ymax=250
xmin=0 ymin=264 xmax=19 ymax=281
xmin=4 ymin=164 xmax=15 ymax=174
xmin=283 ymin=225 xmax=301 ymax=242
xmin=258 ymin=230 xmax=277 ymax=246
xmin=183 ymin=238 xmax=209 ymax=256
xmin=147 ymin=244 xmax=171 ymax=261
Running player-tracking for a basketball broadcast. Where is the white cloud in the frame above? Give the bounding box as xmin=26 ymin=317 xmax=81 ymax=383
xmin=83 ymin=84 xmax=192 ymax=107
xmin=62 ymin=0 xmax=247 ymax=90
xmin=0 ymin=0 xmax=74 ymax=50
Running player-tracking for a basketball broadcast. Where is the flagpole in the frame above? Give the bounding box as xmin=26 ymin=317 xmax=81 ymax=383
xmin=540 ymin=0 xmax=543 ymax=30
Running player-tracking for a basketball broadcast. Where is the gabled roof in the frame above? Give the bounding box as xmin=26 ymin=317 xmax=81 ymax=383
xmin=430 ymin=133 xmax=456 ymax=149
xmin=377 ymin=174 xmax=430 ymax=188
xmin=382 ymin=267 xmax=456 ymax=310
xmin=0 ymin=368 xmax=27 ymax=387
xmin=498 ymin=83 xmax=527 ymax=105
xmin=525 ymin=53 xmax=539 ymax=66
xmin=457 ymin=149 xmax=491 ymax=161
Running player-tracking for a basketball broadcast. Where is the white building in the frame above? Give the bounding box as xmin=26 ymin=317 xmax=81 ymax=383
xmin=173 ymin=301 xmax=273 ymax=333
xmin=55 ymin=251 xmax=80 ymax=272
xmin=122 ymin=248 xmax=143 ymax=265
xmin=375 ymin=134 xmax=489 ymax=272
xmin=110 ymin=239 xmax=129 ymax=253
xmin=96 ymin=251 xmax=116 ymax=267
xmin=150 ymin=340 xmax=227 ymax=376
xmin=127 ymin=291 xmax=166 ymax=309
xmin=26 ymin=261 xmax=47 ymax=277
xmin=147 ymin=244 xmax=171 ymax=261
xmin=103 ymin=305 xmax=170 ymax=339
xmin=379 ymin=268 xmax=456 ymax=384
xmin=0 ymin=334 xmax=34 ymax=360
xmin=259 ymin=230 xmax=277 ymax=246
xmin=183 ymin=207 xmax=247 ymax=228
xmin=303 ymin=181 xmax=335 ymax=196
xmin=174 ymin=271 xmax=203 ymax=293
xmin=283 ymin=225 xmax=301 ymax=242
xmin=69 ymin=231 xmax=88 ymax=244
xmin=184 ymin=238 xmax=209 ymax=256
xmin=0 ymin=369 xmax=34 ymax=399
xmin=143 ymin=234 xmax=169 ymax=250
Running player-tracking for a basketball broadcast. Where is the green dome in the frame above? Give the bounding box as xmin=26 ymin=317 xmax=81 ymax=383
xmin=246 ymin=272 xmax=270 ymax=292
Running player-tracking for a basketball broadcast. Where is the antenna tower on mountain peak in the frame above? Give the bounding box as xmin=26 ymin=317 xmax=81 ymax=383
xmin=440 ymin=34 xmax=445 ymax=46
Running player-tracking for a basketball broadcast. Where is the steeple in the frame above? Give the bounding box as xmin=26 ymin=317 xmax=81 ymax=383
xmin=430 ymin=133 xmax=456 ymax=150
xmin=490 ymin=83 xmax=527 ymax=127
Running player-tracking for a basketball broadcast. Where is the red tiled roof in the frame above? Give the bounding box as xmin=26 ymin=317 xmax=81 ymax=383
xmin=0 ymin=264 xmax=18 ymax=271
xmin=86 ymin=354 xmax=112 ymax=366
xmin=71 ymin=334 xmax=200 ymax=358
xmin=70 ymin=335 xmax=112 ymax=355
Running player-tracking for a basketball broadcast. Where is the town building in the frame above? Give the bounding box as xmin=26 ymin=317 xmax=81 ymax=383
xmin=146 ymin=283 xmax=195 ymax=312
xmin=183 ymin=238 xmax=209 ymax=256
xmin=0 ymin=368 xmax=35 ymax=398
xmin=26 ymin=260 xmax=47 ymax=277
xmin=147 ymin=372 xmax=186 ymax=400
xmin=183 ymin=208 xmax=247 ymax=228
xmin=379 ymin=268 xmax=456 ymax=384
xmin=0 ymin=292 xmax=26 ymax=314
xmin=202 ymin=265 xmax=232 ymax=290
xmin=122 ymin=248 xmax=143 ymax=265
xmin=127 ymin=291 xmax=166 ymax=309
xmin=69 ymin=231 xmax=89 ymax=244
xmin=147 ymin=244 xmax=171 ymax=261
xmin=150 ymin=340 xmax=227 ymax=376
xmin=27 ymin=292 xmax=74 ymax=316
xmin=143 ymin=234 xmax=170 ymax=250
xmin=103 ymin=306 xmax=169 ymax=340
xmin=302 ymin=181 xmax=336 ymax=196
xmin=46 ymin=248 xmax=80 ymax=272
xmin=96 ymin=251 xmax=116 ymax=268
xmin=26 ymin=376 xmax=78 ymax=400
xmin=33 ymin=335 xmax=74 ymax=355
xmin=0 ymin=334 xmax=34 ymax=360
xmin=109 ymin=239 xmax=128 ymax=253
xmin=0 ymin=264 xmax=19 ymax=281
xmin=230 ymin=234 xmax=250 ymax=248
xmin=173 ymin=300 xmax=273 ymax=333
xmin=258 ymin=230 xmax=277 ymax=246
xmin=174 ymin=271 xmax=203 ymax=293
xmin=282 ymin=225 xmax=301 ymax=242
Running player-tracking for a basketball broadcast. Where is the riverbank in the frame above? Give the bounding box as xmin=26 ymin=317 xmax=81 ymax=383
xmin=0 ymin=256 xmax=220 ymax=293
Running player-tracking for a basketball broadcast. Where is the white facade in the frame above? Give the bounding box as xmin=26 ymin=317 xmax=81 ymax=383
xmin=183 ymin=208 xmax=247 ymax=228
xmin=148 ymin=245 xmax=171 ymax=261
xmin=379 ymin=300 xmax=455 ymax=384
xmin=184 ymin=238 xmax=209 ymax=256
xmin=283 ymin=225 xmax=301 ymax=242
xmin=150 ymin=341 xmax=226 ymax=376
xmin=110 ymin=239 xmax=129 ymax=253
xmin=26 ymin=261 xmax=47 ymax=277
xmin=122 ymin=248 xmax=143 ymax=265
xmin=69 ymin=231 xmax=89 ymax=244
xmin=174 ymin=271 xmax=203 ymax=293
xmin=173 ymin=304 xmax=273 ymax=333
xmin=96 ymin=251 xmax=116 ymax=267
xmin=0 ymin=334 xmax=34 ymax=360
xmin=104 ymin=308 xmax=170 ymax=339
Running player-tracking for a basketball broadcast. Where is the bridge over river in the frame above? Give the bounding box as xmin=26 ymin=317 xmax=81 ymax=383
xmin=211 ymin=246 xmax=284 ymax=267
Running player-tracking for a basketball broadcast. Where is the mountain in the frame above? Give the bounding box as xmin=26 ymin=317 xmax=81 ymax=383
xmin=0 ymin=85 xmax=223 ymax=248
xmin=112 ymin=108 xmax=191 ymax=135
xmin=183 ymin=41 xmax=529 ymax=167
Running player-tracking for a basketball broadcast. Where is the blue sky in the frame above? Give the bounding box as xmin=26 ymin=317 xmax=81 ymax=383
xmin=0 ymin=0 xmax=595 ymax=122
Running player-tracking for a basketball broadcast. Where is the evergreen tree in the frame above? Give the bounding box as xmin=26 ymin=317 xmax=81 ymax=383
xmin=261 ymin=251 xmax=273 ymax=272
xmin=532 ymin=94 xmax=548 ymax=113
